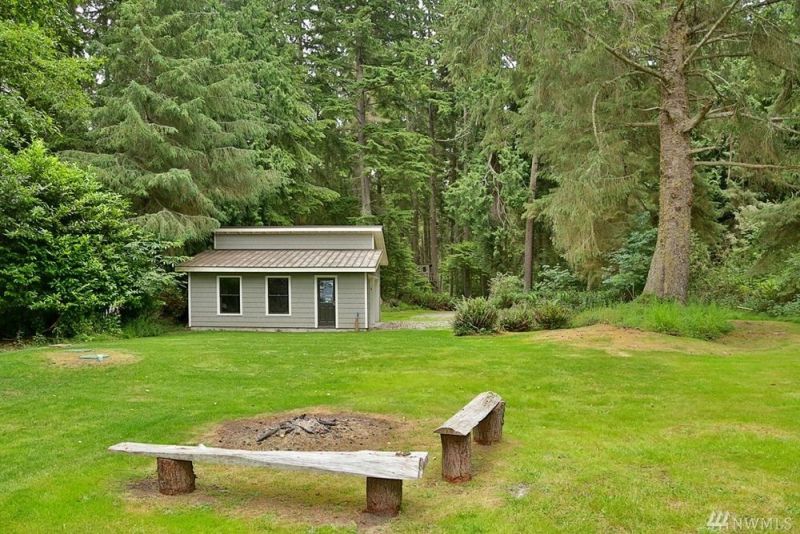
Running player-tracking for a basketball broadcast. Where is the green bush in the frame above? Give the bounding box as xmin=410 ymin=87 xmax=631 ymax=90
xmin=601 ymin=225 xmax=657 ymax=300
xmin=532 ymin=264 xmax=582 ymax=293
xmin=532 ymin=301 xmax=572 ymax=330
xmin=489 ymin=273 xmax=524 ymax=309
xmin=121 ymin=315 xmax=175 ymax=339
xmin=0 ymin=142 xmax=174 ymax=338
xmin=453 ymin=297 xmax=498 ymax=336
xmin=404 ymin=287 xmax=454 ymax=310
xmin=498 ymin=305 xmax=535 ymax=332
xmin=575 ymin=298 xmax=734 ymax=340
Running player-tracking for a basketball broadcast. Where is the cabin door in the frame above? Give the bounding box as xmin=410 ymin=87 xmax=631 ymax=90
xmin=316 ymin=277 xmax=336 ymax=328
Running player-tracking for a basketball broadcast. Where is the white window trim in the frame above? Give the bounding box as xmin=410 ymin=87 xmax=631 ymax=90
xmin=363 ymin=272 xmax=368 ymax=329
xmin=187 ymin=273 xmax=192 ymax=327
xmin=217 ymin=275 xmax=243 ymax=316
xmin=314 ymin=274 xmax=338 ymax=329
xmin=265 ymin=276 xmax=292 ymax=316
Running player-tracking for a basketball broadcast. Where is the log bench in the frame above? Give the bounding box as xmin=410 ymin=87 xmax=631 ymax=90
xmin=434 ymin=391 xmax=505 ymax=482
xmin=108 ymin=442 xmax=428 ymax=516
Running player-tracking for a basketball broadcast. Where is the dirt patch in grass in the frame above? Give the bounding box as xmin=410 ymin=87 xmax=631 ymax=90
xmin=717 ymin=320 xmax=800 ymax=351
xmin=205 ymin=408 xmax=407 ymax=452
xmin=528 ymin=324 xmax=728 ymax=356
xmin=126 ymin=478 xmax=220 ymax=508
xmin=528 ymin=320 xmax=800 ymax=357
xmin=45 ymin=349 xmax=139 ymax=367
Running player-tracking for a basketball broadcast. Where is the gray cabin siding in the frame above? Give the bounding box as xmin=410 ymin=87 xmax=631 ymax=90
xmin=189 ymin=272 xmax=372 ymax=330
xmin=215 ymin=233 xmax=373 ymax=250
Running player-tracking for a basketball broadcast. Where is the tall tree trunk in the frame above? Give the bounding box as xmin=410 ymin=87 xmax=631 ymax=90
xmin=643 ymin=14 xmax=693 ymax=303
xmin=412 ymin=190 xmax=421 ymax=263
xmin=523 ymin=154 xmax=539 ymax=291
xmin=428 ymin=103 xmax=440 ymax=290
xmin=355 ymin=46 xmax=371 ymax=216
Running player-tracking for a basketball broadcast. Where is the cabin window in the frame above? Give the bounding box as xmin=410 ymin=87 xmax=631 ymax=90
xmin=266 ymin=276 xmax=291 ymax=315
xmin=218 ymin=276 xmax=241 ymax=315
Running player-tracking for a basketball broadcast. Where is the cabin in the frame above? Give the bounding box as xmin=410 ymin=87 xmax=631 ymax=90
xmin=176 ymin=226 xmax=387 ymax=331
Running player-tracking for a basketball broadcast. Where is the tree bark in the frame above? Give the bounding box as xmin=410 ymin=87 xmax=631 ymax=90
xmin=365 ymin=477 xmax=402 ymax=516
xmin=412 ymin=190 xmax=421 ymax=263
xmin=157 ymin=458 xmax=195 ymax=495
xmin=473 ymin=401 xmax=505 ymax=445
xmin=440 ymin=433 xmax=472 ymax=482
xmin=428 ymin=103 xmax=440 ymax=290
xmin=643 ymin=13 xmax=694 ymax=303
xmin=523 ymin=155 xmax=539 ymax=291
xmin=355 ymin=45 xmax=371 ymax=216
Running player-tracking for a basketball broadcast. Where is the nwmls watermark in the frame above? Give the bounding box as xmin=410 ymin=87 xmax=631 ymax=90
xmin=706 ymin=510 xmax=793 ymax=531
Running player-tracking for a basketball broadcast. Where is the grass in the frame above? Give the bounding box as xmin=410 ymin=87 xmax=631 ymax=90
xmin=575 ymin=300 xmax=737 ymax=340
xmin=1 ymin=324 xmax=799 ymax=532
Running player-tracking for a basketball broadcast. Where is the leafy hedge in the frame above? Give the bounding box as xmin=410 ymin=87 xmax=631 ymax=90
xmin=0 ymin=142 xmax=173 ymax=338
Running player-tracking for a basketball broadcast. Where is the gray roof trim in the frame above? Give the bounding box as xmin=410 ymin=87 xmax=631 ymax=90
xmin=176 ymin=248 xmax=383 ymax=273
xmin=177 ymin=266 xmax=378 ymax=273
xmin=212 ymin=226 xmax=387 ymax=266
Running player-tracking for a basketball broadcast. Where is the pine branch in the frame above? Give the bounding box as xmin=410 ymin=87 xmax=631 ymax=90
xmin=682 ymin=99 xmax=716 ymax=132
xmin=695 ymin=52 xmax=750 ymax=61
xmin=562 ymin=19 xmax=666 ymax=82
xmin=684 ymin=0 xmax=742 ymax=68
xmin=689 ymin=146 xmax=723 ymax=155
xmin=592 ymin=90 xmax=604 ymax=152
xmin=734 ymin=0 xmax=789 ymax=14
xmin=695 ymin=161 xmax=800 ymax=170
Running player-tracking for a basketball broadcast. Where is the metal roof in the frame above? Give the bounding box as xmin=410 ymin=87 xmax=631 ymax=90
xmin=176 ymin=249 xmax=383 ymax=273
xmin=213 ymin=225 xmax=383 ymax=234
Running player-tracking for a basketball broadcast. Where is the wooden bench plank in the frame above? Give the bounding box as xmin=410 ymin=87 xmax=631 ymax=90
xmin=108 ymin=443 xmax=428 ymax=480
xmin=434 ymin=391 xmax=502 ymax=436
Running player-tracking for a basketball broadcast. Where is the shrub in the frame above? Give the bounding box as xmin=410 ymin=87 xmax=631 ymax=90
xmin=532 ymin=301 xmax=572 ymax=330
xmin=121 ymin=315 xmax=174 ymax=338
xmin=0 ymin=143 xmax=173 ymax=338
xmin=601 ymin=225 xmax=657 ymax=300
xmin=498 ymin=305 xmax=535 ymax=332
xmin=532 ymin=264 xmax=582 ymax=294
xmin=453 ymin=298 xmax=498 ymax=336
xmin=406 ymin=288 xmax=454 ymax=310
xmin=489 ymin=273 xmax=524 ymax=309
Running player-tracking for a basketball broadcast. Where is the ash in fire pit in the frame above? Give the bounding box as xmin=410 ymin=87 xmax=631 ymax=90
xmin=256 ymin=415 xmax=339 ymax=442
xmin=210 ymin=411 xmax=402 ymax=452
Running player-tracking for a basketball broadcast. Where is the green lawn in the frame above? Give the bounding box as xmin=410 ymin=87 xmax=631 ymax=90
xmin=1 ymin=323 xmax=799 ymax=532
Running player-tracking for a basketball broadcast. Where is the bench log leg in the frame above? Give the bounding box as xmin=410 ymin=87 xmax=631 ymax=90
xmin=365 ymin=477 xmax=402 ymax=516
xmin=474 ymin=401 xmax=505 ymax=445
xmin=157 ymin=458 xmax=195 ymax=495
xmin=440 ymin=434 xmax=471 ymax=482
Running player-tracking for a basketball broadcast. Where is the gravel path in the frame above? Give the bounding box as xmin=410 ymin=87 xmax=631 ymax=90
xmin=375 ymin=311 xmax=454 ymax=330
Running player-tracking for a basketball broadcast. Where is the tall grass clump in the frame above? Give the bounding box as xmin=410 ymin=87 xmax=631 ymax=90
xmin=453 ymin=297 xmax=498 ymax=336
xmin=575 ymin=298 xmax=734 ymax=339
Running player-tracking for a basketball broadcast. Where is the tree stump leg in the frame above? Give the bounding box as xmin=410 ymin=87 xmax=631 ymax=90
xmin=365 ymin=477 xmax=402 ymax=516
xmin=157 ymin=458 xmax=195 ymax=495
xmin=440 ymin=433 xmax=471 ymax=482
xmin=474 ymin=401 xmax=505 ymax=445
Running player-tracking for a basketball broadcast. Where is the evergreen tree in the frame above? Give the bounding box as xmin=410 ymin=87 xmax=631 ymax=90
xmin=537 ymin=0 xmax=800 ymax=301
xmin=67 ymin=0 xmax=279 ymax=244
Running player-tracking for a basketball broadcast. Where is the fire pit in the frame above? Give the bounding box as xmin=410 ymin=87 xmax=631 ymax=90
xmin=256 ymin=415 xmax=339 ymax=442
xmin=209 ymin=411 xmax=403 ymax=452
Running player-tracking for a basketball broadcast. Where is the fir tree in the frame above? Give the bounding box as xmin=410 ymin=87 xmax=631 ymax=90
xmin=67 ymin=0 xmax=278 ymax=244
